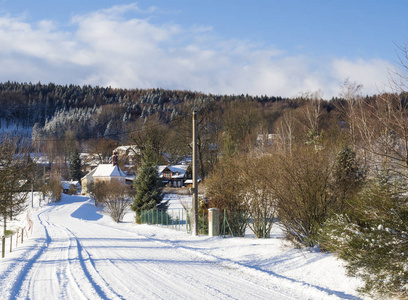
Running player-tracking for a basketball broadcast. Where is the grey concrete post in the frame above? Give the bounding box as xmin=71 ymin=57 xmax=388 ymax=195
xmin=208 ymin=208 xmax=220 ymax=237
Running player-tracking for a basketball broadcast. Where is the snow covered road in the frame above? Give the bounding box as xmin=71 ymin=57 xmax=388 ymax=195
xmin=0 ymin=195 xmax=363 ymax=300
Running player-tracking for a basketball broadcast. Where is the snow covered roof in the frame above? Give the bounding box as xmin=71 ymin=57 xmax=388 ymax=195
xmin=113 ymin=145 xmax=141 ymax=155
xmin=30 ymin=153 xmax=50 ymax=165
xmin=93 ymin=164 xmax=126 ymax=178
xmin=61 ymin=181 xmax=80 ymax=189
xmin=158 ymin=164 xmax=190 ymax=179
xmin=81 ymin=167 xmax=96 ymax=180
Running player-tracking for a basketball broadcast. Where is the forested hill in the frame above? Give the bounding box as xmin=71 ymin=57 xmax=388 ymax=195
xmin=0 ymin=81 xmax=289 ymax=140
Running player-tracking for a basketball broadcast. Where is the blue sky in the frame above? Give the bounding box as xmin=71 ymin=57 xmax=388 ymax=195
xmin=0 ymin=1 xmax=407 ymax=99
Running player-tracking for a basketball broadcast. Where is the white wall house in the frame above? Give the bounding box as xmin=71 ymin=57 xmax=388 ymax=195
xmin=81 ymin=158 xmax=127 ymax=195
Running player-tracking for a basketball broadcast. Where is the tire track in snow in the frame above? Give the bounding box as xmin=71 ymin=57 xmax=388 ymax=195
xmin=12 ymin=208 xmax=88 ymax=299
xmin=63 ymin=226 xmax=125 ymax=300
xmin=6 ymin=205 xmax=100 ymax=300
xmin=38 ymin=218 xmax=86 ymax=300
xmin=78 ymin=221 xmax=294 ymax=299
xmin=25 ymin=204 xmax=121 ymax=299
xmin=0 ymin=215 xmax=46 ymax=297
xmin=7 ymin=209 xmax=53 ymax=299
xmin=87 ymin=221 xmax=348 ymax=299
xmin=62 ymin=222 xmax=180 ymax=299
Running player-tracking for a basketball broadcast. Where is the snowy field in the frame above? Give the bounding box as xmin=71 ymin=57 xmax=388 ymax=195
xmin=0 ymin=194 xmax=367 ymax=299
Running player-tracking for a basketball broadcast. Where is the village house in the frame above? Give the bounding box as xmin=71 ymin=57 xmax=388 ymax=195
xmin=61 ymin=180 xmax=81 ymax=194
xmin=158 ymin=164 xmax=191 ymax=188
xmin=111 ymin=145 xmax=141 ymax=175
xmin=81 ymin=151 xmax=127 ymax=194
xmin=80 ymin=152 xmax=100 ymax=173
xmin=113 ymin=145 xmax=140 ymax=164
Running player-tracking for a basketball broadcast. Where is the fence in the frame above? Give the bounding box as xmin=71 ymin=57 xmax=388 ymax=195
xmin=1 ymin=211 xmax=34 ymax=259
xmin=140 ymin=208 xmax=272 ymax=238
xmin=220 ymin=209 xmax=249 ymax=237
xmin=140 ymin=208 xmax=208 ymax=235
xmin=220 ymin=209 xmax=275 ymax=238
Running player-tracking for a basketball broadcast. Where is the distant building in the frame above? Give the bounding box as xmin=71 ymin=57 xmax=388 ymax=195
xmin=81 ymin=156 xmax=127 ymax=194
xmin=113 ymin=145 xmax=140 ymax=164
xmin=256 ymin=133 xmax=280 ymax=147
xmin=157 ymin=164 xmax=191 ymax=187
xmin=61 ymin=180 xmax=81 ymax=194
xmin=92 ymin=164 xmax=126 ymax=184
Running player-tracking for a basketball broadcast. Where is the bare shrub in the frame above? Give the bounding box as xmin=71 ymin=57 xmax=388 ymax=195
xmin=205 ymin=154 xmax=248 ymax=237
xmin=94 ymin=181 xmax=130 ymax=222
xmin=240 ymin=155 xmax=276 ymax=238
xmin=270 ymin=144 xmax=338 ymax=247
xmin=49 ymin=176 xmax=62 ymax=202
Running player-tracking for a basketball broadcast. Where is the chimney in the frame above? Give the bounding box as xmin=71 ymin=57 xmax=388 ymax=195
xmin=112 ymin=150 xmax=118 ymax=166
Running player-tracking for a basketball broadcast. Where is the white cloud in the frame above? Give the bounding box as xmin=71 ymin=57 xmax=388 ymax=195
xmin=331 ymin=58 xmax=393 ymax=96
xmin=0 ymin=6 xmax=395 ymax=99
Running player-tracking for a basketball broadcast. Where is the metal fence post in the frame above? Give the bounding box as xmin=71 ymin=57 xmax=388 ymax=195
xmin=10 ymin=234 xmax=12 ymax=253
xmin=222 ymin=209 xmax=226 ymax=236
xmin=1 ymin=236 xmax=5 ymax=258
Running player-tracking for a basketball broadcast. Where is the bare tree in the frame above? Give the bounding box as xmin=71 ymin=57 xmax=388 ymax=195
xmin=352 ymin=91 xmax=408 ymax=185
xmin=299 ymin=91 xmax=323 ymax=137
xmin=86 ymin=138 xmax=119 ymax=164
xmin=173 ymin=98 xmax=223 ymax=180
xmin=337 ymin=78 xmax=364 ymax=150
xmin=276 ymin=110 xmax=296 ymax=154
xmin=127 ymin=117 xmax=169 ymax=165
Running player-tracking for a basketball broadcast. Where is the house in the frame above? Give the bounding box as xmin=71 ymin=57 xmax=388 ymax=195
xmin=80 ymin=152 xmax=100 ymax=173
xmin=81 ymin=151 xmax=127 ymax=194
xmin=61 ymin=180 xmax=81 ymax=194
xmin=93 ymin=163 xmax=127 ymax=184
xmin=113 ymin=145 xmax=141 ymax=164
xmin=158 ymin=164 xmax=191 ymax=187
xmin=81 ymin=168 xmax=96 ymax=194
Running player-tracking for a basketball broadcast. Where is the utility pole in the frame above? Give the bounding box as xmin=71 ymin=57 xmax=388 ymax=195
xmin=192 ymin=110 xmax=198 ymax=236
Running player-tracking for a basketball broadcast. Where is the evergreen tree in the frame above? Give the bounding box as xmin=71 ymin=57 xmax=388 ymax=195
xmin=333 ymin=143 xmax=365 ymax=210
xmin=131 ymin=144 xmax=167 ymax=223
xmin=319 ymin=176 xmax=408 ymax=298
xmin=69 ymin=149 xmax=82 ymax=181
xmin=0 ymin=135 xmax=33 ymax=235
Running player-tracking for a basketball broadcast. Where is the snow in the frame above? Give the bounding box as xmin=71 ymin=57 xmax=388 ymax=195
xmin=0 ymin=194 xmax=366 ymax=299
xmin=93 ymin=164 xmax=126 ymax=178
